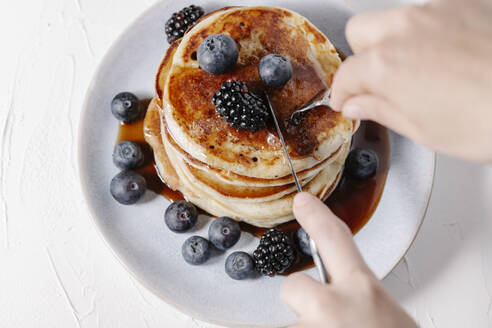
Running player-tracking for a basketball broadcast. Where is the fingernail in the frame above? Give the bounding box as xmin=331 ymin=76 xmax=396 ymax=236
xmin=342 ymin=103 xmax=363 ymax=119
xmin=294 ymin=192 xmax=315 ymax=207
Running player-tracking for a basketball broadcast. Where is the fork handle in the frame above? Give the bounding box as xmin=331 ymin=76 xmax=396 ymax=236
xmin=310 ymin=238 xmax=330 ymax=283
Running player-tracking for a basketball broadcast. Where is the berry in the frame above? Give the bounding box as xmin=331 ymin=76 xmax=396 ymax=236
xmin=111 ymin=92 xmax=141 ymax=123
xmin=110 ymin=171 xmax=146 ymax=205
xmin=182 ymin=236 xmax=211 ymax=265
xmin=212 ymin=81 xmax=270 ymax=132
xmin=253 ymin=229 xmax=296 ymax=276
xmin=345 ymin=148 xmax=379 ymax=179
xmin=197 ymin=34 xmax=238 ymax=75
xmin=164 ymin=201 xmax=198 ymax=232
xmin=259 ymin=54 xmax=293 ymax=87
xmin=165 ymin=5 xmax=205 ymax=43
xmin=296 ymin=227 xmax=312 ymax=256
xmin=208 ymin=217 xmax=241 ymax=251
xmin=225 ymin=252 xmax=255 ymax=280
xmin=112 ymin=141 xmax=144 ymax=170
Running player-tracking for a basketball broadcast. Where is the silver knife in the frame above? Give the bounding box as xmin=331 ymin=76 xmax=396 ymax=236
xmin=265 ymin=93 xmax=329 ymax=284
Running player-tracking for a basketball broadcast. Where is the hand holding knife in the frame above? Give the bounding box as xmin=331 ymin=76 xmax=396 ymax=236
xmin=265 ymin=93 xmax=330 ymax=284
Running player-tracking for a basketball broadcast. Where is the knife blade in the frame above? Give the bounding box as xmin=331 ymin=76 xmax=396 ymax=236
xmin=265 ymin=93 xmax=329 ymax=284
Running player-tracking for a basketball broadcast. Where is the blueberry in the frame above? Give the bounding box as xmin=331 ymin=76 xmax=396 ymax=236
xmin=225 ymin=251 xmax=255 ymax=280
xmin=110 ymin=171 xmax=146 ymax=205
xmin=208 ymin=217 xmax=241 ymax=250
xmin=112 ymin=141 xmax=144 ymax=170
xmin=259 ymin=54 xmax=293 ymax=87
xmin=345 ymin=148 xmax=379 ymax=179
xmin=111 ymin=92 xmax=141 ymax=123
xmin=296 ymin=227 xmax=312 ymax=256
xmin=197 ymin=34 xmax=238 ymax=75
xmin=164 ymin=201 xmax=198 ymax=232
xmin=182 ymin=236 xmax=211 ymax=265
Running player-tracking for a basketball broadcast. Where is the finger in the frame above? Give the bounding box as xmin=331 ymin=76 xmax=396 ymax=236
xmin=280 ymin=273 xmax=325 ymax=316
xmin=346 ymin=7 xmax=411 ymax=53
xmin=329 ymin=54 xmax=381 ymax=112
xmin=293 ymin=192 xmax=371 ymax=281
xmin=341 ymin=94 xmax=395 ymax=124
xmin=341 ymin=94 xmax=419 ymax=141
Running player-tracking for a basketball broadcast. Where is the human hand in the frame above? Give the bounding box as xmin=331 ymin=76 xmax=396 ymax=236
xmin=330 ymin=0 xmax=492 ymax=163
xmin=280 ymin=192 xmax=417 ymax=328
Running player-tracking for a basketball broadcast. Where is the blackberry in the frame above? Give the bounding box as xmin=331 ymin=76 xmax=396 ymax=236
xmin=212 ymin=81 xmax=270 ymax=132
xmin=253 ymin=228 xmax=296 ymax=277
xmin=165 ymin=5 xmax=205 ymax=43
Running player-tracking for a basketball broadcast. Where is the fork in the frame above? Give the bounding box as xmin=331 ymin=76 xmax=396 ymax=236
xmin=290 ymin=89 xmax=332 ymax=122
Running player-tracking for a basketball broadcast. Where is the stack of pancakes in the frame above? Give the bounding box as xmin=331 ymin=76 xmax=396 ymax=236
xmin=144 ymin=6 xmax=359 ymax=227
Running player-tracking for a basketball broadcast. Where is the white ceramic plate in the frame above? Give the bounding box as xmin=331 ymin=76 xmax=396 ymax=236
xmin=78 ymin=0 xmax=435 ymax=327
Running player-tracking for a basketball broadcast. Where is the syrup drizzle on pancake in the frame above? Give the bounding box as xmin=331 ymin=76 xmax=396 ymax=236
xmin=162 ymin=6 xmax=355 ymax=179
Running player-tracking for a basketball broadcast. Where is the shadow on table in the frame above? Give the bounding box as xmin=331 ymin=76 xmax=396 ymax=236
xmin=383 ymin=154 xmax=488 ymax=302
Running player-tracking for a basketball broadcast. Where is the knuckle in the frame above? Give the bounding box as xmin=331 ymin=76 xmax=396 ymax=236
xmin=367 ymin=49 xmax=388 ymax=83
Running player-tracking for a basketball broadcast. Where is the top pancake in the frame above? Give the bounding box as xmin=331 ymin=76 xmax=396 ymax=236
xmin=163 ymin=6 xmax=356 ymax=179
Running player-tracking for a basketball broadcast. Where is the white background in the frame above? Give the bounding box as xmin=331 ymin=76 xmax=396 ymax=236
xmin=1 ymin=0 xmax=492 ymax=327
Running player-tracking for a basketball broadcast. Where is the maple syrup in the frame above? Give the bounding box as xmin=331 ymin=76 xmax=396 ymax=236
xmin=116 ymin=99 xmax=184 ymax=202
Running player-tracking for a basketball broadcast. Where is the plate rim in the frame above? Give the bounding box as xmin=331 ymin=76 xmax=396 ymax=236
xmin=77 ymin=1 xmax=436 ymax=327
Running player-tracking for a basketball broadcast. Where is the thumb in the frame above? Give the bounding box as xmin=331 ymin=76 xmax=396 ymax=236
xmin=293 ymin=192 xmax=371 ymax=282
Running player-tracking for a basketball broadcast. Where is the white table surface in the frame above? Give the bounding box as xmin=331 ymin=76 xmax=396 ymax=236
xmin=1 ymin=0 xmax=491 ymax=327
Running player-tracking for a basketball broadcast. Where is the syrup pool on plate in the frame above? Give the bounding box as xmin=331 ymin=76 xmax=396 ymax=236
xmin=116 ymin=98 xmax=184 ymax=203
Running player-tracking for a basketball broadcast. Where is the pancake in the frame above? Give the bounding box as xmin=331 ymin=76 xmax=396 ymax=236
xmin=163 ymin=120 xmax=344 ymax=203
xmin=144 ymin=98 xmax=180 ymax=190
xmin=165 ymin=118 xmax=345 ymax=187
xmin=144 ymin=6 xmax=358 ymax=227
xmin=179 ymin=142 xmax=343 ymax=187
xmin=154 ymin=22 xmax=346 ymax=188
xmin=145 ymin=99 xmax=347 ymax=227
xmin=159 ymin=99 xmax=348 ymax=204
xmin=162 ymin=6 xmax=357 ymax=179
xmin=164 ymin=121 xmax=349 ymax=226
